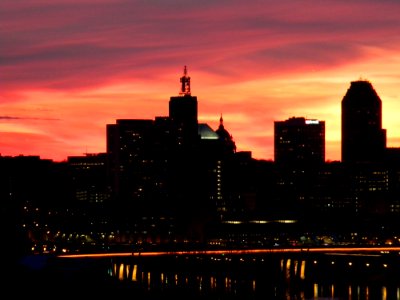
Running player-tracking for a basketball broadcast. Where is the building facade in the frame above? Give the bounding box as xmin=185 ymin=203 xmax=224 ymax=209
xmin=105 ymin=67 xmax=240 ymax=243
xmin=341 ymin=80 xmax=387 ymax=163
xmin=274 ymin=117 xmax=325 ymax=165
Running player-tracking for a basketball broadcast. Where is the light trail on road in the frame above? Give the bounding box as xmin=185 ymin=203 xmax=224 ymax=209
xmin=56 ymin=246 xmax=400 ymax=259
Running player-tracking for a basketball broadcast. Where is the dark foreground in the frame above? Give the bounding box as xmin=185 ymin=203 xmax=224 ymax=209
xmin=13 ymin=250 xmax=400 ymax=299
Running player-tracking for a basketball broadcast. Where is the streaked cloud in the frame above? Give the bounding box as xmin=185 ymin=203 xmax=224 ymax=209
xmin=0 ymin=115 xmax=59 ymax=121
xmin=1 ymin=0 xmax=400 ymax=161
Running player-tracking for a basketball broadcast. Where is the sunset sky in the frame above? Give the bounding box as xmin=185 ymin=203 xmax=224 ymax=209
xmin=1 ymin=0 xmax=400 ymax=162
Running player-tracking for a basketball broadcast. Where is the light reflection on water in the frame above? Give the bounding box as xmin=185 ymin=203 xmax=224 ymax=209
xmin=109 ymin=255 xmax=400 ymax=299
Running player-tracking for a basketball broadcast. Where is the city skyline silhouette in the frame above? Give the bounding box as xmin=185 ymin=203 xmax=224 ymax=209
xmin=2 ymin=1 xmax=400 ymax=162
xmin=7 ymin=2 xmax=400 ymax=297
xmin=7 ymin=68 xmax=400 ymax=255
xmin=1 ymin=68 xmax=398 ymax=164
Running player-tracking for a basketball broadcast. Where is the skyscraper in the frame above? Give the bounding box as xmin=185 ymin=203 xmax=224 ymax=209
xmin=169 ymin=66 xmax=199 ymax=148
xmin=106 ymin=119 xmax=169 ymax=211
xmin=274 ymin=117 xmax=325 ymax=165
xmin=105 ymin=67 xmax=237 ymax=242
xmin=341 ymin=80 xmax=386 ymax=163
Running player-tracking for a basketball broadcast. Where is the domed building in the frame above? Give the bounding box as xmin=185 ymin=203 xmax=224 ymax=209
xmin=215 ymin=114 xmax=236 ymax=154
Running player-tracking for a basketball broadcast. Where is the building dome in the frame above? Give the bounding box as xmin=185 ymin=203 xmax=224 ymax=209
xmin=215 ymin=114 xmax=236 ymax=153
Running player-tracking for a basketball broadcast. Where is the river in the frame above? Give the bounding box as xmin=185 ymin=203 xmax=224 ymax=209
xmin=15 ymin=249 xmax=400 ymax=299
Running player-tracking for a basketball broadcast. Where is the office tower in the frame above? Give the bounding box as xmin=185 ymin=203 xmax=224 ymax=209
xmin=106 ymin=119 xmax=170 ymax=213
xmin=169 ymin=66 xmax=199 ymax=148
xmin=197 ymin=115 xmax=238 ymax=221
xmin=105 ymin=67 xmax=249 ymax=242
xmin=341 ymin=80 xmax=386 ymax=163
xmin=274 ymin=117 xmax=325 ymax=165
xmin=67 ymin=153 xmax=110 ymax=204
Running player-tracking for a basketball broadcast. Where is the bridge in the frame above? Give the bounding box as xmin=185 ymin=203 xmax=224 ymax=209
xmin=57 ymin=246 xmax=400 ymax=258
xmin=56 ymin=246 xmax=400 ymax=285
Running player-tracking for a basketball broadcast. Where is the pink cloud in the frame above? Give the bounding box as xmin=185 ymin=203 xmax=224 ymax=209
xmin=1 ymin=0 xmax=400 ymax=161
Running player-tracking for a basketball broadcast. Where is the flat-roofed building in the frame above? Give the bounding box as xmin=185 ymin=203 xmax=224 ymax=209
xmin=274 ymin=116 xmax=325 ymax=166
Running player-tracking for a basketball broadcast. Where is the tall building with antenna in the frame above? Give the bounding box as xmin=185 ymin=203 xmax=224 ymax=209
xmin=169 ymin=66 xmax=199 ymax=149
xmin=105 ymin=66 xmax=240 ymax=242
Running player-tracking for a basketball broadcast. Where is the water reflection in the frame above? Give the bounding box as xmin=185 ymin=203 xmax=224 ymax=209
xmin=108 ymin=253 xmax=400 ymax=299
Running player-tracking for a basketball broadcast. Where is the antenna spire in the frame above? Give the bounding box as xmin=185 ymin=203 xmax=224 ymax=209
xmin=179 ymin=65 xmax=191 ymax=96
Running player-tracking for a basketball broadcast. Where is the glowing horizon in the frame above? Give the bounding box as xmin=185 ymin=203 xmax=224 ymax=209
xmin=2 ymin=0 xmax=400 ymax=162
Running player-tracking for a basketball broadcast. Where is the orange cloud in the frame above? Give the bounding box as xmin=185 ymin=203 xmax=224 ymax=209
xmin=1 ymin=0 xmax=400 ymax=161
